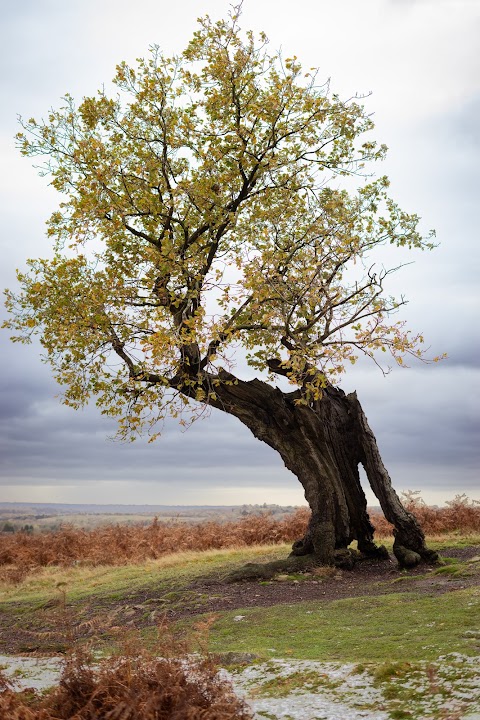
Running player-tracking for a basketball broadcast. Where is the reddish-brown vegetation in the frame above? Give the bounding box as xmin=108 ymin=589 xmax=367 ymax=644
xmin=0 ymin=494 xmax=478 ymax=575
xmin=0 ymin=510 xmax=310 ymax=572
xmin=371 ymin=492 xmax=480 ymax=538
xmin=0 ymin=633 xmax=252 ymax=719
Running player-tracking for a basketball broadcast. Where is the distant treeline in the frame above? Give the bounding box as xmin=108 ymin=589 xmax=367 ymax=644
xmin=0 ymin=501 xmax=297 ymax=516
xmin=0 ymin=503 xmax=298 ymax=534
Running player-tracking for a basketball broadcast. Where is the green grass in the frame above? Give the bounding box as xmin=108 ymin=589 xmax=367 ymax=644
xmin=202 ymin=588 xmax=480 ymax=663
xmin=1 ymin=535 xmax=479 ymax=719
xmin=0 ymin=544 xmax=290 ymax=606
xmin=372 ymin=533 xmax=480 ymax=553
xmin=250 ymin=669 xmax=342 ymax=697
xmin=2 ymin=536 xmax=478 ymax=607
xmin=366 ymin=656 xmax=480 ymax=717
xmin=1 ymin=537 xmax=479 ymax=665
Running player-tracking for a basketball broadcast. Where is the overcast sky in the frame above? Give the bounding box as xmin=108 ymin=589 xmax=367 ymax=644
xmin=1 ymin=0 xmax=479 ymax=507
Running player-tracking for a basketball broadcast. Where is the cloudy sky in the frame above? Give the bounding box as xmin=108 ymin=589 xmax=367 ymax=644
xmin=1 ymin=0 xmax=479 ymax=507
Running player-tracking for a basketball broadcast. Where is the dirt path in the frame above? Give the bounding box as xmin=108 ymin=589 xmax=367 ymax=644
xmin=182 ymin=545 xmax=480 ymax=617
xmin=1 ymin=545 xmax=478 ymax=654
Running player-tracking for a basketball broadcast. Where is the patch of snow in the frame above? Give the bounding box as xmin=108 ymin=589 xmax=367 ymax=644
xmin=1 ymin=653 xmax=479 ymax=719
xmin=226 ymin=659 xmax=389 ymax=720
xmin=0 ymin=654 xmax=63 ymax=692
xmin=226 ymin=655 xmax=480 ymax=720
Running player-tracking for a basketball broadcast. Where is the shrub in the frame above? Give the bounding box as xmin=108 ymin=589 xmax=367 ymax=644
xmin=0 ymin=494 xmax=478 ymax=574
xmin=0 ymin=508 xmax=310 ymax=572
xmin=371 ymin=492 xmax=480 ymax=538
xmin=0 ymin=638 xmax=252 ymax=719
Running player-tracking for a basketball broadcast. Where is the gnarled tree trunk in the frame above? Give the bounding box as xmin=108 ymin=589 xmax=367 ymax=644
xmin=206 ymin=371 xmax=437 ymax=575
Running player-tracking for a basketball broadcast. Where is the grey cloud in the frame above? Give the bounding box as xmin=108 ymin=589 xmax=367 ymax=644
xmin=1 ymin=0 xmax=479 ymax=505
xmin=438 ymin=344 xmax=480 ymax=369
xmin=387 ymin=0 xmax=450 ymax=4
xmin=0 ymin=408 xmax=285 ymax=479
xmin=347 ymin=364 xmax=480 ymax=477
xmin=0 ymin=341 xmax=287 ymax=484
xmin=1 ymin=332 xmax=478 ymax=499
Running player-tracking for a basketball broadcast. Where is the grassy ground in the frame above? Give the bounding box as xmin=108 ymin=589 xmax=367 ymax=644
xmin=205 ymin=587 xmax=480 ymax=662
xmin=0 ymin=535 xmax=479 ymax=718
xmin=0 ymin=536 xmax=479 ymax=661
xmin=2 ymin=533 xmax=478 ymax=604
xmin=0 ymin=544 xmax=289 ymax=604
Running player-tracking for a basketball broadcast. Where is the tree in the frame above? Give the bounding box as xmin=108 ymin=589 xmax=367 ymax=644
xmin=4 ymin=8 xmax=441 ymax=572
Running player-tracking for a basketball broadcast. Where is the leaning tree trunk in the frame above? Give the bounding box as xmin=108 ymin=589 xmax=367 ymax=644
xmin=203 ymin=371 xmax=438 ymax=573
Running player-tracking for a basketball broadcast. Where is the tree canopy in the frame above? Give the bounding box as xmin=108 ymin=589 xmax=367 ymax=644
xmin=4 ymin=8 xmax=439 ymax=441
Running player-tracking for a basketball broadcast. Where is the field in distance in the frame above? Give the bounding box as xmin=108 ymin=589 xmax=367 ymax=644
xmin=0 ymin=501 xmax=299 ymax=532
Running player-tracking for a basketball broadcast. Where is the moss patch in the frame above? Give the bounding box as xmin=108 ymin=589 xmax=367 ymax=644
xmin=251 ymin=668 xmax=341 ymax=697
xmin=204 ymin=588 xmax=480 ymax=662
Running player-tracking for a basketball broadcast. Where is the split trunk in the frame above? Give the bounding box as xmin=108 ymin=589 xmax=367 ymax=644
xmin=206 ymin=371 xmax=437 ymax=571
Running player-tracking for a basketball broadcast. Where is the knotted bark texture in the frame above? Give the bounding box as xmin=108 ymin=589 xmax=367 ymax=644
xmin=207 ymin=372 xmax=438 ymax=578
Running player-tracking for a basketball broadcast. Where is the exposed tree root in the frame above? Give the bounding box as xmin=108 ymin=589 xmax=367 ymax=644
xmin=224 ymin=546 xmax=391 ymax=583
xmin=225 ymin=555 xmax=316 ymax=583
xmin=393 ymin=538 xmax=439 ymax=568
xmin=224 ymin=539 xmax=439 ymax=582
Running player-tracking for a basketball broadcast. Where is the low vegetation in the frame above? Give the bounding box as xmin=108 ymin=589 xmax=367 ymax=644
xmin=0 ymin=496 xmax=479 ymax=718
xmin=0 ymin=628 xmax=252 ymax=719
xmin=205 ymin=586 xmax=480 ymax=663
xmin=0 ymin=516 xmax=479 ymax=719
xmin=0 ymin=511 xmax=309 ymax=578
xmin=371 ymin=491 xmax=480 ymax=538
xmin=0 ymin=494 xmax=479 ymax=579
xmin=0 ymin=503 xmax=295 ymax=534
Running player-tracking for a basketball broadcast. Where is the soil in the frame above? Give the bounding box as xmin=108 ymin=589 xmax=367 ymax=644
xmin=1 ymin=544 xmax=479 ymax=655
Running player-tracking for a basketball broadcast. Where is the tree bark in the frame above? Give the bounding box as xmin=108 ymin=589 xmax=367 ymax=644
xmin=195 ymin=371 xmax=437 ymax=573
xmin=350 ymin=393 xmax=439 ymax=567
